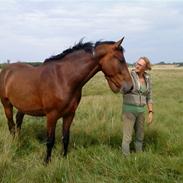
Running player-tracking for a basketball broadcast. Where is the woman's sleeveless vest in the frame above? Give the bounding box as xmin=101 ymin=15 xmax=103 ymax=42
xmin=123 ymin=70 xmax=152 ymax=106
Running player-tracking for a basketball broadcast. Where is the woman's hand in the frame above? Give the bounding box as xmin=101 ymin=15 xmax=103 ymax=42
xmin=147 ymin=112 xmax=153 ymax=125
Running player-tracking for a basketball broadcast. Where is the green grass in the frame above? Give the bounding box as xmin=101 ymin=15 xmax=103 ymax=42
xmin=0 ymin=69 xmax=183 ymax=183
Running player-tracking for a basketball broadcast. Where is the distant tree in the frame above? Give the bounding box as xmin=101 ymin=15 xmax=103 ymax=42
xmin=157 ymin=61 xmax=166 ymax=65
xmin=177 ymin=63 xmax=183 ymax=67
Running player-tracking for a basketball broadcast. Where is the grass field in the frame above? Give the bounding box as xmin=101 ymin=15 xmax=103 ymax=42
xmin=0 ymin=68 xmax=183 ymax=183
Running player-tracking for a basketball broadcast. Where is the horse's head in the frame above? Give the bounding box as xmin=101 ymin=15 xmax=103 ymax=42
xmin=94 ymin=37 xmax=133 ymax=93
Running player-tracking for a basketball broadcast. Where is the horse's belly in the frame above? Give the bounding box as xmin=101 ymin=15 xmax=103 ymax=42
xmin=23 ymin=110 xmax=45 ymax=117
xmin=10 ymin=97 xmax=45 ymax=116
xmin=16 ymin=106 xmax=45 ymax=116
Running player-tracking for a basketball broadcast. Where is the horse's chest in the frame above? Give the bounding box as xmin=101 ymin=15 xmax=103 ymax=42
xmin=61 ymin=93 xmax=81 ymax=114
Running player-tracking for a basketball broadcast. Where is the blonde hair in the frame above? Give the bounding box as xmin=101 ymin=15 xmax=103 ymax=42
xmin=140 ymin=56 xmax=152 ymax=70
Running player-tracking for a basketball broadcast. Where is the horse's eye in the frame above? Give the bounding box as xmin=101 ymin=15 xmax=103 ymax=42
xmin=115 ymin=55 xmax=124 ymax=63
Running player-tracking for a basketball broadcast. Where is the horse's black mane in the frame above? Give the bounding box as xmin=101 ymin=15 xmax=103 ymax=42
xmin=44 ymin=40 xmax=122 ymax=63
xmin=95 ymin=41 xmax=124 ymax=52
xmin=95 ymin=41 xmax=115 ymax=47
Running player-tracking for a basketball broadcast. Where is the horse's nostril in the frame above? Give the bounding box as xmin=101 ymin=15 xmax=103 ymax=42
xmin=121 ymin=83 xmax=133 ymax=94
xmin=125 ymin=85 xmax=133 ymax=93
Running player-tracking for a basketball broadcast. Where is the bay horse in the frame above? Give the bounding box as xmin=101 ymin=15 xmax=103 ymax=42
xmin=0 ymin=38 xmax=132 ymax=163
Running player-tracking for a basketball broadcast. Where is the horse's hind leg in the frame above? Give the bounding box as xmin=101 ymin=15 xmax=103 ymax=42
xmin=2 ymin=99 xmax=15 ymax=136
xmin=16 ymin=111 xmax=24 ymax=135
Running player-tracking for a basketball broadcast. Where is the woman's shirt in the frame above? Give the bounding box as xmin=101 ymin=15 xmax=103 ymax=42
xmin=122 ymin=70 xmax=153 ymax=114
xmin=123 ymin=70 xmax=153 ymax=106
xmin=123 ymin=82 xmax=147 ymax=114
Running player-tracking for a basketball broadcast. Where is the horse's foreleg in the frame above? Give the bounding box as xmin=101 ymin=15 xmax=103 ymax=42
xmin=45 ymin=112 xmax=58 ymax=164
xmin=16 ymin=111 xmax=24 ymax=135
xmin=62 ymin=112 xmax=75 ymax=156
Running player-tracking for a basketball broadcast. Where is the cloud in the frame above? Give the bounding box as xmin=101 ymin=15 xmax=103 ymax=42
xmin=0 ymin=0 xmax=183 ymax=62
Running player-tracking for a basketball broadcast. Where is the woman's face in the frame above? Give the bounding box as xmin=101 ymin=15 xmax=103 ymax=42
xmin=135 ymin=58 xmax=146 ymax=73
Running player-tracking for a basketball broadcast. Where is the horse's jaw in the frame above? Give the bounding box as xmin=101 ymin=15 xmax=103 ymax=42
xmin=105 ymin=76 xmax=120 ymax=93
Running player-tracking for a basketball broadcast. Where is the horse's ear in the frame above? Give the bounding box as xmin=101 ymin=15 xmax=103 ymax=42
xmin=114 ymin=37 xmax=124 ymax=48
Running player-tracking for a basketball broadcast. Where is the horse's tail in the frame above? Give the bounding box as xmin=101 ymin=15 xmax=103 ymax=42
xmin=0 ymin=65 xmax=9 ymax=97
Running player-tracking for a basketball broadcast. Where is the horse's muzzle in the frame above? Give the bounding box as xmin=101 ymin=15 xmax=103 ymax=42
xmin=120 ymin=82 xmax=133 ymax=94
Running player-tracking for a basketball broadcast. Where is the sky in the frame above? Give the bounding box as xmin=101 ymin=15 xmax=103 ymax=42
xmin=0 ymin=0 xmax=183 ymax=64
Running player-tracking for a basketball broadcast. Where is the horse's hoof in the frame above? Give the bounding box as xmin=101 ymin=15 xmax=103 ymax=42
xmin=10 ymin=128 xmax=16 ymax=136
xmin=44 ymin=157 xmax=51 ymax=165
xmin=63 ymin=151 xmax=68 ymax=157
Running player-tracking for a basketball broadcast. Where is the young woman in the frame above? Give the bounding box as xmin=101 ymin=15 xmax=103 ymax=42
xmin=122 ymin=57 xmax=153 ymax=155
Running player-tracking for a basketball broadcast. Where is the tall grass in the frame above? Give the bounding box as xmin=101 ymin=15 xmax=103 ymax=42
xmin=0 ymin=69 xmax=183 ymax=182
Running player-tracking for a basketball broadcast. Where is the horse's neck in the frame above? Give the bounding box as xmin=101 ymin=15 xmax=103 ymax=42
xmin=58 ymin=54 xmax=100 ymax=88
xmin=79 ymin=61 xmax=100 ymax=86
